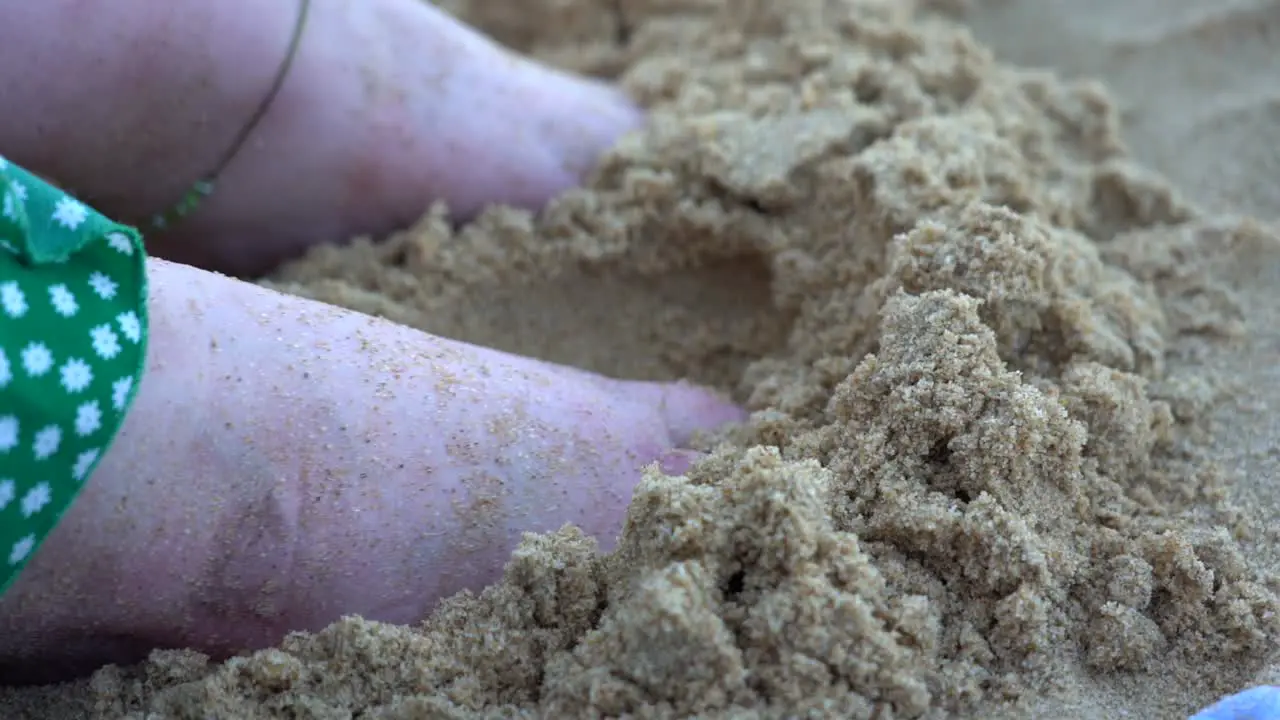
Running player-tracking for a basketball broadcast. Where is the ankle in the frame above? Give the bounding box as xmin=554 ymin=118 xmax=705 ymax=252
xmin=0 ymin=1 xmax=304 ymax=223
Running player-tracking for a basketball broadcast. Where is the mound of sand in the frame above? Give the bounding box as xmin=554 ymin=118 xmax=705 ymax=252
xmin=6 ymin=0 xmax=1280 ymax=717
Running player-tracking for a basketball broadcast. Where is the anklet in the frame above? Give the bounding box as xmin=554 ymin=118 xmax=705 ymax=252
xmin=149 ymin=0 xmax=312 ymax=231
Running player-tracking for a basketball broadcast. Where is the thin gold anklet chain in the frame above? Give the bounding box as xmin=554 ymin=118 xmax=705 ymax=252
xmin=149 ymin=0 xmax=312 ymax=231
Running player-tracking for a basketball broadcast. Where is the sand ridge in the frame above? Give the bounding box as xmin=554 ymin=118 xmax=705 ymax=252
xmin=3 ymin=0 xmax=1279 ymax=717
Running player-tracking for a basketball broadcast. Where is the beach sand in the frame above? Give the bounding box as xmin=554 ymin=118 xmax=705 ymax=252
xmin=4 ymin=0 xmax=1280 ymax=717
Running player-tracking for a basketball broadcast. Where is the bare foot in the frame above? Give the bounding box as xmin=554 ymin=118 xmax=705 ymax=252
xmin=0 ymin=260 xmax=744 ymax=684
xmin=0 ymin=0 xmax=643 ymax=275
xmin=0 ymin=0 xmax=720 ymax=687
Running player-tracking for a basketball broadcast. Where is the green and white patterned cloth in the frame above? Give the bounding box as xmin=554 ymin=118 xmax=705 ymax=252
xmin=0 ymin=154 xmax=149 ymax=596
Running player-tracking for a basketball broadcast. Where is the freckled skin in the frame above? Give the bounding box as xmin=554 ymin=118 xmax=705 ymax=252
xmin=0 ymin=0 xmax=735 ymax=687
xmin=0 ymin=260 xmax=745 ymax=684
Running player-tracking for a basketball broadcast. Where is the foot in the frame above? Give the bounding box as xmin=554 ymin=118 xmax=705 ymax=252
xmin=0 ymin=259 xmax=744 ymax=684
xmin=0 ymin=0 xmax=643 ymax=275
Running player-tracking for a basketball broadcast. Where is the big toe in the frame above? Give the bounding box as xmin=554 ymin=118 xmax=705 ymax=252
xmin=534 ymin=68 xmax=646 ymax=181
xmin=616 ymin=379 xmax=748 ymax=447
xmin=412 ymin=4 xmax=646 ymax=217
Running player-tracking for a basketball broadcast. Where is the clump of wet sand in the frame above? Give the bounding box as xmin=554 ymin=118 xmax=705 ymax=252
xmin=8 ymin=0 xmax=1280 ymax=717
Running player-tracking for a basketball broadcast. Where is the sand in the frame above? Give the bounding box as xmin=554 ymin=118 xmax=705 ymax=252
xmin=4 ymin=0 xmax=1280 ymax=717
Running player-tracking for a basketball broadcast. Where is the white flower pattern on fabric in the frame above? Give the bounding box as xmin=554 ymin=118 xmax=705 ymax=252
xmin=90 ymin=324 xmax=121 ymax=360
xmin=112 ymin=376 xmax=134 ymax=411
xmin=0 ymin=153 xmax=148 ymax=595
xmin=52 ymin=197 xmax=89 ymax=230
xmin=1 ymin=281 xmax=26 ymax=318
xmin=21 ymin=342 xmax=52 ymax=377
xmin=88 ymin=271 xmax=118 ymax=300
xmin=32 ymin=425 xmax=61 ymax=461
xmin=75 ymin=401 xmax=102 ymax=437
xmin=49 ymin=284 xmax=78 ymax=317
xmin=0 ymin=416 xmax=17 ymax=453
xmin=106 ymin=232 xmax=134 ymax=255
xmin=1 ymin=190 xmax=17 ymax=221
xmin=117 ymin=311 xmax=142 ymax=343
xmin=60 ymin=358 xmax=93 ymax=393
xmin=20 ymin=483 xmax=50 ymax=518
xmin=8 ymin=535 xmax=34 ymax=566
xmin=72 ymin=449 xmax=99 ymax=482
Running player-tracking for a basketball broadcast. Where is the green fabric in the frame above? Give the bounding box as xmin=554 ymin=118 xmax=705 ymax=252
xmin=0 ymin=155 xmax=149 ymax=596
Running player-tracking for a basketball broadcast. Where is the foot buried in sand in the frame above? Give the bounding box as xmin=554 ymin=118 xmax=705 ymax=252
xmin=0 ymin=0 xmax=740 ymax=688
xmin=0 ymin=258 xmax=743 ymax=684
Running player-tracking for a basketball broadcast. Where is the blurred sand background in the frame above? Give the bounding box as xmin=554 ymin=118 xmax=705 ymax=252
xmin=4 ymin=0 xmax=1280 ymax=718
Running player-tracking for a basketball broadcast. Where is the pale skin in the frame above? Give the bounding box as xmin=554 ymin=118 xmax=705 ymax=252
xmin=0 ymin=0 xmax=744 ymax=684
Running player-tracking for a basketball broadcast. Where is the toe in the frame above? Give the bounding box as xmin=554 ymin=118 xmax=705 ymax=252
xmin=617 ymin=379 xmax=747 ymax=447
xmin=656 ymin=448 xmax=704 ymax=476
xmin=538 ymin=69 xmax=646 ymax=181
